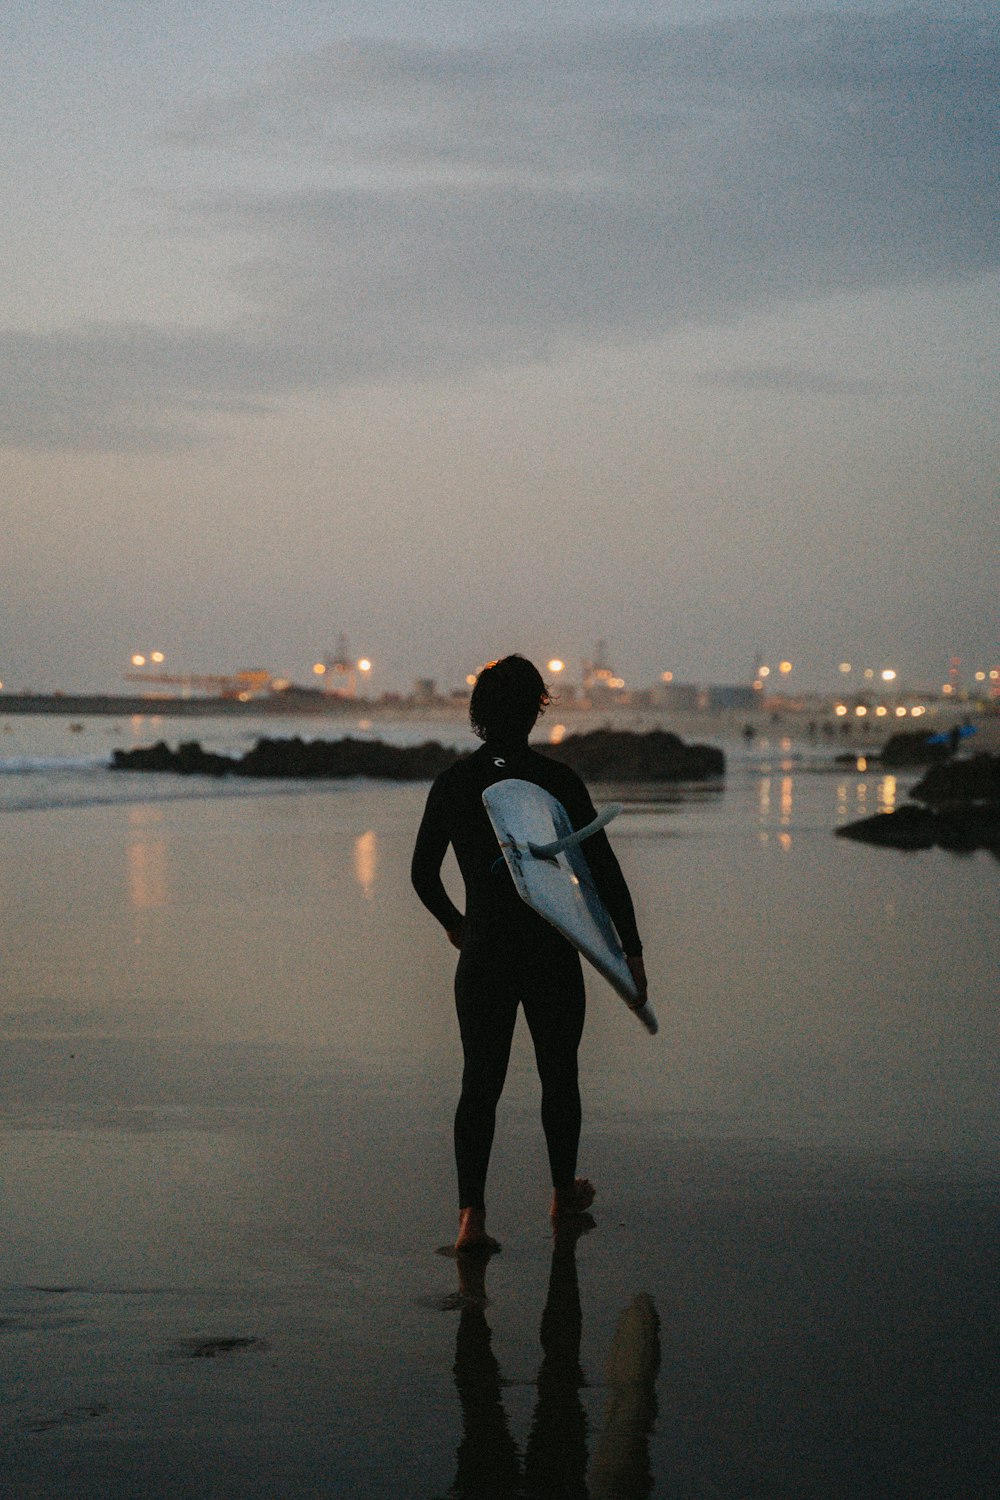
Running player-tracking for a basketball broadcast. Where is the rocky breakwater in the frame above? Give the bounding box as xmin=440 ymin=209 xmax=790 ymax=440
xmin=110 ymin=736 xmax=461 ymax=780
xmin=540 ymin=728 xmax=724 ymax=782
xmin=836 ymin=752 xmax=1000 ymax=854
xmin=110 ymin=728 xmax=725 ymax=784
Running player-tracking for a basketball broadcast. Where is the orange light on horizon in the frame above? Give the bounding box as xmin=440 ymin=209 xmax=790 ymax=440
xmin=835 ymin=704 xmax=848 ymax=716
xmin=131 ymin=654 xmax=146 ymax=666
xmin=855 ymin=705 xmax=868 ymax=716
xmin=660 ymin=670 xmax=674 ymax=683
xmin=759 ymin=665 xmax=771 ymax=678
xmin=779 ymin=661 xmax=793 ymax=675
xmin=358 ymin=658 xmax=372 ymax=672
xmin=881 ymin=669 xmax=897 ymax=682
xmin=313 ymin=662 xmax=326 ymax=676
xmin=151 ymin=651 xmax=165 ymax=664
xmin=839 ymin=662 xmax=852 ymax=674
xmin=547 ymin=659 xmax=565 ymax=674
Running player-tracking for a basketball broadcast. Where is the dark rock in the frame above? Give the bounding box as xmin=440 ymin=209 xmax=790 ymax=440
xmin=836 ymin=805 xmax=936 ymax=850
xmin=236 ymin=735 xmax=459 ymax=780
xmin=541 ymin=728 xmax=724 ymax=782
xmin=910 ymin=753 xmax=1000 ymax=808
xmin=111 ymin=735 xmax=460 ymax=781
xmin=877 ymin=732 xmax=951 ymax=767
xmin=836 ymin=798 xmax=1000 ymax=853
xmin=110 ymin=727 xmax=724 ymax=784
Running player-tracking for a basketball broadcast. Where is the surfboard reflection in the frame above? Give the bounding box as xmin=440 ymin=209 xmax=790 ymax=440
xmin=444 ymin=1229 xmax=660 ymax=1500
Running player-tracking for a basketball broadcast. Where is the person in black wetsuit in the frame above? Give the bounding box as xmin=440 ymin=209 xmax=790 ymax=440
xmin=411 ymin=655 xmax=648 ymax=1252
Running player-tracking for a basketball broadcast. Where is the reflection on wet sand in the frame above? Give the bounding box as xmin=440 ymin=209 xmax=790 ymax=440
xmin=353 ymin=829 xmax=379 ymax=898
xmin=126 ymin=806 xmax=168 ymax=910
xmin=443 ymin=1228 xmax=659 ymax=1500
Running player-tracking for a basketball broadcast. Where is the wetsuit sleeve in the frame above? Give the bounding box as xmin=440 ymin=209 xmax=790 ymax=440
xmin=411 ymin=777 xmax=464 ymax=932
xmin=562 ymin=775 xmax=643 ymax=956
xmin=582 ymin=828 xmax=643 ymax=956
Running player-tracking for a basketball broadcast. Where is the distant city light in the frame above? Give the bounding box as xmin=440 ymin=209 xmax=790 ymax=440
xmin=151 ymin=651 xmax=165 ymax=664
xmin=313 ymin=662 xmax=326 ymax=676
xmin=991 ymin=669 xmax=999 ymax=681
xmin=358 ymin=659 xmax=372 ymax=672
xmin=465 ymin=674 xmax=477 ymax=687
xmin=759 ymin=665 xmax=770 ymax=678
xmin=779 ymin=661 xmax=793 ymax=675
xmin=896 ymin=706 xmax=907 ymax=716
xmin=855 ymin=705 xmax=868 ymax=716
xmin=942 ymin=683 xmax=953 ymax=695
xmin=839 ymin=662 xmax=852 ymax=674
xmin=660 ymin=670 xmax=673 ymax=682
xmin=863 ymin=668 xmax=875 ymax=680
xmin=131 ymin=654 xmax=146 ymax=666
xmin=881 ymin=669 xmax=896 ymax=682
xmin=547 ymin=659 xmax=565 ymax=674
xmin=911 ymin=705 xmax=926 ymax=716
xmin=875 ymin=705 xmax=888 ymax=716
xmin=835 ymin=704 xmax=848 ymax=716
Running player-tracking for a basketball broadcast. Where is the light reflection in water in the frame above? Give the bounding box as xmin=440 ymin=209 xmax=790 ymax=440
xmin=127 ymin=806 xmax=168 ymax=911
xmin=780 ymin=776 xmax=793 ymax=827
xmin=879 ymin=775 xmax=898 ymax=814
xmin=353 ymin=830 xmax=378 ymax=898
xmin=548 ymin=723 xmax=567 ymax=746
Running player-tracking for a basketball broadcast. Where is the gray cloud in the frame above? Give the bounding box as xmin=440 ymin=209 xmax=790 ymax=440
xmin=3 ymin=4 xmax=996 ymax=449
xmin=693 ymin=366 xmax=899 ymax=398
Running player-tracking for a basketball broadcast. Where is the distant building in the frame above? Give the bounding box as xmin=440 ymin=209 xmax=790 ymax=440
xmin=706 ymin=685 xmax=757 ymax=713
xmin=647 ymin=680 xmax=703 ymax=712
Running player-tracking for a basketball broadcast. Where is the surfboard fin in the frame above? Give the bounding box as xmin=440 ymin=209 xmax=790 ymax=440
xmin=528 ymin=804 xmax=622 ymax=859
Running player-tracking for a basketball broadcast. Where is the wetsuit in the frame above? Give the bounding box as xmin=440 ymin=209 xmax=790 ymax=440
xmin=411 ymin=739 xmax=642 ymax=1211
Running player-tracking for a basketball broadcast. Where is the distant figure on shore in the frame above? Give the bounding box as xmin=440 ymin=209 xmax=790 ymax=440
xmin=411 ymin=655 xmax=648 ymax=1252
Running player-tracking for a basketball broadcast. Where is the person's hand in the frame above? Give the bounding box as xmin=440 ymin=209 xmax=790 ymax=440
xmin=446 ymin=919 xmax=465 ymax=950
xmin=626 ymin=954 xmax=648 ymax=1008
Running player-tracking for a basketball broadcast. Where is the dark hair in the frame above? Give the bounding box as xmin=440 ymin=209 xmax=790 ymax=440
xmin=469 ymin=655 xmax=551 ymax=742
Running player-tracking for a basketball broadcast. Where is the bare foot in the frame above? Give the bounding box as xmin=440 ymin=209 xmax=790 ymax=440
xmin=551 ymin=1177 xmax=596 ymax=1218
xmin=455 ymin=1207 xmax=501 ymax=1254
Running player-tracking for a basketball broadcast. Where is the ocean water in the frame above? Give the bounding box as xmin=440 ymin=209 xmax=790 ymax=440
xmin=1 ymin=711 xmax=997 ymax=1496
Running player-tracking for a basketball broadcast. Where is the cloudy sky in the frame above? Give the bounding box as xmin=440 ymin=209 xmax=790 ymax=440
xmin=2 ymin=0 xmax=997 ymax=695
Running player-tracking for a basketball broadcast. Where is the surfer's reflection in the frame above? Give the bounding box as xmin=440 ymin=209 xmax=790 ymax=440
xmin=444 ymin=1226 xmax=659 ymax=1500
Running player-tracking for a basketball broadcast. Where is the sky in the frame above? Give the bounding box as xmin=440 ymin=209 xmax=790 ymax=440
xmin=2 ymin=0 xmax=997 ymax=696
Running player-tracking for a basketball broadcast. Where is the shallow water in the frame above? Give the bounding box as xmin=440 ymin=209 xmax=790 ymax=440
xmin=1 ymin=728 xmax=997 ymax=1496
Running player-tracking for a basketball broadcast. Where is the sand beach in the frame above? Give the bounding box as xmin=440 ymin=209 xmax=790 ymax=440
xmin=1 ymin=725 xmax=998 ymax=1496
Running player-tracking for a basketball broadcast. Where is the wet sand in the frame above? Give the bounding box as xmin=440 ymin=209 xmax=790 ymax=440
xmin=1 ymin=777 xmax=998 ymax=1496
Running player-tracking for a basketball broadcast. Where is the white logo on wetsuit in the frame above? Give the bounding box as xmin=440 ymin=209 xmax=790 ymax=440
xmin=493 ymin=757 xmax=506 ymax=767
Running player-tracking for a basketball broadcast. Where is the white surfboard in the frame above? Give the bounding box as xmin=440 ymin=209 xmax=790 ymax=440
xmin=482 ymin=778 xmax=657 ymax=1035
